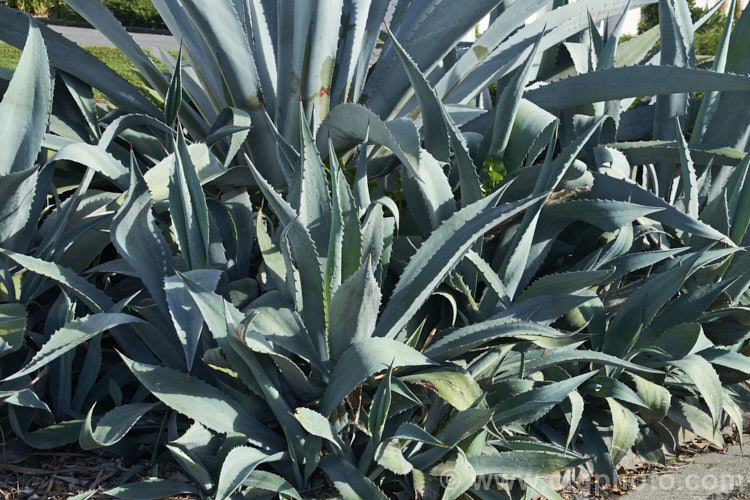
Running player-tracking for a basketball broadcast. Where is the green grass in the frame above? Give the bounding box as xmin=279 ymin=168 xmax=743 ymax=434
xmin=0 ymin=43 xmax=22 ymax=71
xmin=1 ymin=43 xmax=169 ymax=102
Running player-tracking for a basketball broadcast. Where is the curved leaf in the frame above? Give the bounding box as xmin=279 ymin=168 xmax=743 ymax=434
xmin=4 ymin=313 xmax=145 ymax=381
xmin=119 ymin=353 xmax=283 ymax=451
xmin=0 ymin=16 xmax=50 ymax=176
xmin=79 ymin=402 xmax=158 ymax=450
xmin=374 ymin=188 xmax=542 ymax=340
xmin=215 ymin=446 xmax=280 ymax=500
xmin=104 ymin=479 xmax=200 ymax=500
xmin=526 ymin=66 xmax=750 ymax=111
xmin=319 ymin=454 xmax=388 ymax=500
xmin=320 ymin=338 xmax=433 ymax=416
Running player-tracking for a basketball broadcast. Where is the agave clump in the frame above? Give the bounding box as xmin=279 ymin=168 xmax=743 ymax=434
xmin=1 ymin=1 xmax=750 ymax=499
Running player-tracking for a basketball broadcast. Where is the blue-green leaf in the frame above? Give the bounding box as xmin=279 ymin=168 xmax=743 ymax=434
xmin=164 ymin=44 xmax=182 ymax=128
xmin=469 ymin=451 xmax=586 ymax=477
xmin=321 ymin=338 xmax=433 ymax=416
xmin=319 ymin=454 xmax=388 ymax=500
xmin=104 ymin=479 xmax=200 ymax=500
xmin=374 ymin=188 xmax=541 ymax=340
xmin=169 ymin=127 xmax=210 ymax=270
xmin=328 ymin=258 xmax=381 ymax=362
xmin=111 ymin=162 xmax=174 ymax=319
xmin=119 ymin=353 xmax=283 ymax=451
xmin=79 ymin=402 xmax=158 ymax=450
xmin=215 ymin=446 xmax=281 ymax=500
xmin=4 ymin=314 xmax=145 ymax=381
xmin=165 ymin=269 xmax=222 ymax=372
xmin=0 ymin=16 xmax=50 ymax=176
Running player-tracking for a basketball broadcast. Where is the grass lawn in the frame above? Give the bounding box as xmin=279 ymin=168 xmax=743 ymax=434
xmin=0 ymin=43 xmax=160 ymax=102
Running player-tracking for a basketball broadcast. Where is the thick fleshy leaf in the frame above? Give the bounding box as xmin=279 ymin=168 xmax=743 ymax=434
xmin=668 ymin=400 xmax=723 ymax=445
xmin=375 ymin=440 xmax=412 ymax=475
xmin=207 ymin=107 xmax=253 ymax=168
xmin=164 ymin=45 xmax=182 ymax=128
xmin=691 ymin=0 xmax=736 ymax=143
xmin=391 ymin=423 xmax=447 ymax=448
xmin=586 ymin=172 xmax=734 ymax=244
xmin=0 ymin=249 xmax=113 ymax=313
xmin=485 ymin=33 xmax=544 ymax=165
xmin=503 ymin=350 xmax=661 ymax=377
xmin=8 ymin=408 xmax=81 ymax=449
xmin=425 ymin=320 xmax=571 ymax=361
xmin=169 ymin=127 xmax=210 ymax=270
xmin=442 ymin=448 xmax=475 ymax=500
xmin=165 ymin=444 xmax=213 ymax=492
xmin=4 ymin=314 xmax=145 ymax=381
xmin=293 ymin=408 xmax=347 ymax=454
xmin=111 ymin=163 xmax=174 ymax=319
xmin=670 ymin=355 xmax=724 ymax=425
xmin=526 ymin=66 xmax=750 ymax=112
xmin=389 ymin=24 xmax=482 ymax=205
xmin=215 ymin=446 xmax=280 ymax=500
xmin=243 ymin=293 xmax=324 ymax=372
xmin=565 ymin=390 xmax=584 ymax=451
xmin=119 ymin=353 xmax=282 ymax=451
xmin=145 ymin=143 xmax=224 ymax=209
xmin=701 ymin=5 xmax=750 ymax=151
xmin=493 ymin=372 xmax=597 ymax=426
xmin=79 ymin=402 xmax=157 ymax=450
xmin=434 ymin=0 xmax=655 ymax=106
xmin=374 ymin=188 xmax=542 ymax=340
xmin=369 ymin=364 xmax=393 ymax=444
xmin=319 ymin=103 xmax=420 ymax=177
xmin=0 ymin=303 xmax=26 ymax=356
xmin=674 ymin=119 xmax=699 ymax=219
xmin=728 ymin=153 xmax=750 ymax=245
xmin=165 ymin=269 xmax=222 ymax=373
xmin=604 ymin=249 xmax=729 ymax=357
xmin=519 ymin=270 xmax=614 ymax=301
xmin=0 ymin=161 xmax=50 ymax=253
xmin=104 ymin=480 xmax=200 ymax=500
xmin=294 ymin=102 xmax=332 ymax=254
xmin=385 ymin=26 xmax=449 ymax=162
xmin=469 ymin=451 xmax=586 ymax=477
xmin=179 ymin=0 xmax=261 ymax=109
xmin=499 ymin=119 xmax=602 ymax=300
xmin=319 ymin=454 xmax=388 ymax=499
xmin=0 ymin=17 xmax=50 ymax=176
xmin=328 ymin=258 xmax=380 ymax=361
xmin=401 ymin=142 xmax=456 ymax=234
xmin=242 ymin=470 xmax=302 ymax=499
xmin=605 ymin=141 xmax=746 ymax=167
xmin=1 ymin=387 xmax=51 ymax=416
xmin=400 ymin=367 xmax=483 ymax=411
xmin=628 ymin=373 xmax=671 ymax=425
xmin=546 ymin=200 xmax=663 ymax=233
xmin=653 ymin=0 xmax=694 ymax=161
xmin=606 ymin=398 xmax=638 ymax=465
xmin=320 ymin=338 xmax=433 ymax=416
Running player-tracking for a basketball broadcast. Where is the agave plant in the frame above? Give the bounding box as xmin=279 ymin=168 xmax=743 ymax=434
xmin=2 ymin=0 xmax=739 ymax=186
xmin=2 ymin=0 xmax=750 ymax=499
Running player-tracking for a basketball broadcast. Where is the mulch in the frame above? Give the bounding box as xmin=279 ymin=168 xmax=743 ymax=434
xmin=0 ymin=449 xmax=198 ymax=499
